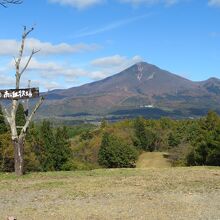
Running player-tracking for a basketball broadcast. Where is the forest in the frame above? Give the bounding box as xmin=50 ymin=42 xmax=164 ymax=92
xmin=0 ymin=103 xmax=220 ymax=173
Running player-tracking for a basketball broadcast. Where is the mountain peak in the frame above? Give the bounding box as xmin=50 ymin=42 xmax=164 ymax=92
xmin=43 ymin=61 xmax=220 ymax=118
xmin=132 ymin=61 xmax=156 ymax=69
xmin=206 ymin=77 xmax=220 ymax=82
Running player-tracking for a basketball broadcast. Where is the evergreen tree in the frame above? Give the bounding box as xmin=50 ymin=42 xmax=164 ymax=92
xmin=54 ymin=126 xmax=71 ymax=170
xmin=39 ymin=120 xmax=56 ymax=171
xmin=0 ymin=105 xmax=8 ymax=134
xmin=168 ymin=131 xmax=181 ymax=148
xmin=16 ymin=103 xmax=26 ymax=135
xmin=100 ymin=118 xmax=108 ymax=129
xmin=203 ymin=111 xmax=220 ymax=131
xmin=0 ymin=133 xmax=14 ymax=172
xmin=134 ymin=117 xmax=148 ymax=149
xmin=186 ymin=111 xmax=220 ymax=166
xmin=98 ymin=132 xmax=138 ymax=168
xmin=98 ymin=132 xmax=111 ymax=167
xmin=134 ymin=117 xmax=157 ymax=151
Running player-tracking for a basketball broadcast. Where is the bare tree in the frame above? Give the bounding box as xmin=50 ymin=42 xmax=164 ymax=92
xmin=0 ymin=0 xmax=22 ymax=7
xmin=1 ymin=26 xmax=44 ymax=176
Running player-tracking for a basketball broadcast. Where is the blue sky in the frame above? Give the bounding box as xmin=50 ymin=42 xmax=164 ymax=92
xmin=0 ymin=0 xmax=220 ymax=91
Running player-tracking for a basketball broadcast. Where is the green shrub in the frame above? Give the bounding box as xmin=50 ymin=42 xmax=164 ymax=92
xmin=61 ymin=159 xmax=97 ymax=171
xmin=98 ymin=132 xmax=138 ymax=168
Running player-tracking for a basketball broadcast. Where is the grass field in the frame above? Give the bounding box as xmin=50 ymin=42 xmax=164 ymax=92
xmin=136 ymin=152 xmax=171 ymax=168
xmin=0 ymin=167 xmax=220 ymax=220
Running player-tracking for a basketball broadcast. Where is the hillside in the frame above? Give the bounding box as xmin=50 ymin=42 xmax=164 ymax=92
xmin=38 ymin=62 xmax=220 ymax=119
xmin=1 ymin=168 xmax=219 ymax=220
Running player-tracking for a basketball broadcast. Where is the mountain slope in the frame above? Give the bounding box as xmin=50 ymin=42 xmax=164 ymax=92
xmin=40 ymin=62 xmax=220 ymax=118
xmin=48 ymin=62 xmax=196 ymax=97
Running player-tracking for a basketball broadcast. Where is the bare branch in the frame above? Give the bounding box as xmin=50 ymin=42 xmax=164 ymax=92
xmin=19 ymin=96 xmax=44 ymax=139
xmin=20 ymin=49 xmax=40 ymax=76
xmin=23 ymin=26 xmax=34 ymax=38
xmin=15 ymin=26 xmax=35 ymax=89
xmin=16 ymin=26 xmax=34 ymax=67
xmin=0 ymin=0 xmax=22 ymax=7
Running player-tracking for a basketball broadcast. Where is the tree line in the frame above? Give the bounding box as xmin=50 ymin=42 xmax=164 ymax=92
xmin=76 ymin=112 xmax=220 ymax=168
xmin=0 ymin=105 xmax=219 ymax=173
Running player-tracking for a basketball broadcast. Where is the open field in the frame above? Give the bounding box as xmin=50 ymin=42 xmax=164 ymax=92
xmin=0 ymin=167 xmax=220 ymax=220
xmin=136 ymin=152 xmax=171 ymax=168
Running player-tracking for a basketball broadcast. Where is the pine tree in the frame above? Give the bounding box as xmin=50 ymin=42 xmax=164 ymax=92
xmin=134 ymin=117 xmax=148 ymax=149
xmin=98 ymin=132 xmax=111 ymax=167
xmin=133 ymin=117 xmax=156 ymax=151
xmin=187 ymin=111 xmax=220 ymax=166
xmin=54 ymin=126 xmax=71 ymax=170
xmin=39 ymin=120 xmax=56 ymax=171
xmin=16 ymin=103 xmax=26 ymax=135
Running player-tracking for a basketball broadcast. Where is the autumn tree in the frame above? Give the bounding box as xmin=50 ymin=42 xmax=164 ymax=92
xmin=1 ymin=27 xmax=44 ymax=175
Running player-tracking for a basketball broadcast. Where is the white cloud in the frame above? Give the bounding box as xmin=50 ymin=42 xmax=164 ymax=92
xmin=40 ymin=81 xmax=63 ymax=90
xmin=12 ymin=58 xmax=108 ymax=86
xmin=48 ymin=0 xmax=104 ymax=9
xmin=210 ymin=31 xmax=220 ymax=38
xmin=91 ymin=54 xmax=143 ymax=78
xmin=49 ymin=0 xmax=184 ymax=8
xmin=208 ymin=0 xmax=220 ymax=7
xmin=91 ymin=55 xmax=142 ymax=69
xmin=119 ymin=0 xmax=181 ymax=6
xmin=26 ymin=55 xmax=142 ymax=84
xmin=0 ymin=38 xmax=98 ymax=56
xmin=8 ymin=57 xmax=82 ymax=78
xmin=0 ymin=74 xmax=14 ymax=87
xmin=4 ymin=54 xmax=143 ymax=90
xmin=91 ymin=55 xmax=127 ymax=68
xmin=75 ymin=14 xmax=150 ymax=38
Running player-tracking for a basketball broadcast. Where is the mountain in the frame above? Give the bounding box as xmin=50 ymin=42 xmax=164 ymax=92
xmin=38 ymin=62 xmax=220 ymax=119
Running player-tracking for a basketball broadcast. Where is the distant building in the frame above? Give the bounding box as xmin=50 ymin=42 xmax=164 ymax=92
xmin=140 ymin=104 xmax=154 ymax=108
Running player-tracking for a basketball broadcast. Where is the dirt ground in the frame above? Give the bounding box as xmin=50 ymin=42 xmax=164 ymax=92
xmin=136 ymin=152 xmax=171 ymax=168
xmin=0 ymin=167 xmax=220 ymax=220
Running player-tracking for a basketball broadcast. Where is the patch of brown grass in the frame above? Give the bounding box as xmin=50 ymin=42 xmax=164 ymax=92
xmin=136 ymin=152 xmax=171 ymax=168
xmin=0 ymin=167 xmax=219 ymax=220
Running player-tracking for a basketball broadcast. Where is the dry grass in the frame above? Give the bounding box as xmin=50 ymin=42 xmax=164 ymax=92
xmin=136 ymin=152 xmax=171 ymax=168
xmin=0 ymin=167 xmax=220 ymax=220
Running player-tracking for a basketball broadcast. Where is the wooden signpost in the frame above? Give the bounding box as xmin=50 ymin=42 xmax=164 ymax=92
xmin=0 ymin=88 xmax=39 ymax=100
xmin=1 ymin=26 xmax=44 ymax=176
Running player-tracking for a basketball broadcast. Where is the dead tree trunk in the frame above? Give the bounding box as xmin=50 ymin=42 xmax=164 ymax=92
xmin=13 ymin=138 xmax=24 ymax=175
xmin=1 ymin=26 xmax=44 ymax=176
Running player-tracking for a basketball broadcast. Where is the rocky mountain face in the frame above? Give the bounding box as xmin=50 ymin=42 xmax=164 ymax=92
xmin=39 ymin=62 xmax=220 ymax=118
